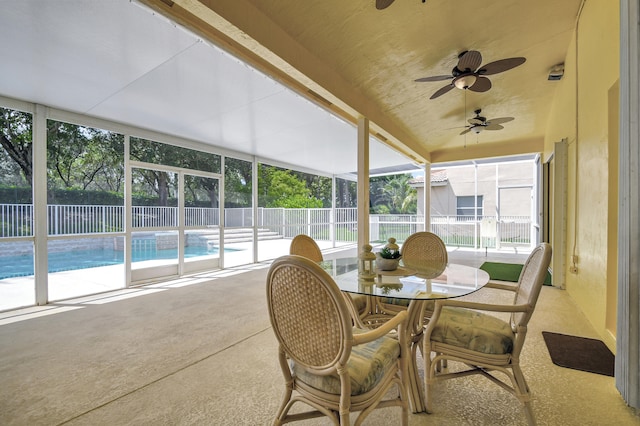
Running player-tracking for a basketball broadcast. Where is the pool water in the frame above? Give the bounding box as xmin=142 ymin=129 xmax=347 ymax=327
xmin=0 ymin=246 xmax=221 ymax=279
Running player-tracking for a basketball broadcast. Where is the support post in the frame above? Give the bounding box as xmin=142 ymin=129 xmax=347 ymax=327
xmin=357 ymin=117 xmax=370 ymax=250
xmin=33 ymin=104 xmax=48 ymax=305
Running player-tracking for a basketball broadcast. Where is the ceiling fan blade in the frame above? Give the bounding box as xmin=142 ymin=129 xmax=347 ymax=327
xmin=376 ymin=0 xmax=395 ymax=10
xmin=430 ymin=84 xmax=455 ymax=99
xmin=468 ymin=118 xmax=484 ymax=125
xmin=478 ymin=57 xmax=526 ymax=75
xmin=460 ymin=127 xmax=473 ymax=135
xmin=468 ymin=76 xmax=492 ymax=92
xmin=457 ymin=50 xmax=482 ymax=72
xmin=415 ymin=75 xmax=452 ymax=82
xmin=484 ymin=123 xmax=505 ymax=131
xmin=487 ymin=117 xmax=514 ymax=125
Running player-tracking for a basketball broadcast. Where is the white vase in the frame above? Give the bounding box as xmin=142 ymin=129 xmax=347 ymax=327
xmin=376 ymin=254 xmax=400 ymax=271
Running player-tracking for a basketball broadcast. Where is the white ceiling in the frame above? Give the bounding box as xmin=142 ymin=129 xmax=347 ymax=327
xmin=152 ymin=0 xmax=581 ymax=165
xmin=0 ymin=0 xmax=417 ymax=177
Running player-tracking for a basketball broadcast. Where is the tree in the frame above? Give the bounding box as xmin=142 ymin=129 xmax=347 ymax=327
xmin=382 ymin=174 xmax=417 ymax=213
xmin=0 ymin=107 xmax=33 ymax=186
xmin=46 ymin=120 xmax=124 ymax=204
xmin=1 ymin=109 xmax=126 ymax=201
xmin=260 ymin=167 xmax=322 ymax=208
xmin=130 ymin=137 xmax=221 ymax=207
xmin=0 ymin=144 xmax=27 ymax=187
xmin=183 ymin=175 xmax=219 ymax=208
xmin=86 ymin=132 xmax=124 ymax=193
xmin=370 ymin=174 xmax=417 ymax=214
xmin=258 ymin=164 xmax=331 ymax=208
xmin=297 ymin=172 xmax=332 ymax=207
xmin=47 ymin=121 xmax=124 ymax=191
xmin=225 ymin=158 xmax=252 ymax=208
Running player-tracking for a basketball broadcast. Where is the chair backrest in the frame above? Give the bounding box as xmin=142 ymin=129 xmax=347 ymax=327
xmin=266 ymin=255 xmax=352 ymax=372
xmin=400 ymin=231 xmax=448 ymax=277
xmin=511 ymin=242 xmax=552 ymax=329
xmin=289 ymin=234 xmax=323 ymax=262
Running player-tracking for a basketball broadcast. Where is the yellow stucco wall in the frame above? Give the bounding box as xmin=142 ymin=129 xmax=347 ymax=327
xmin=543 ymin=1 xmax=619 ymax=350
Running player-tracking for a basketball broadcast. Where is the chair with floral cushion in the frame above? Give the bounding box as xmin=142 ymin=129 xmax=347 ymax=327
xmin=266 ymin=255 xmax=409 ymax=425
xmin=290 ymin=234 xmax=368 ymax=316
xmin=423 ymin=242 xmax=552 ymax=425
xmin=400 ymin=231 xmax=448 ymax=275
xmin=377 ymin=231 xmax=448 ymax=320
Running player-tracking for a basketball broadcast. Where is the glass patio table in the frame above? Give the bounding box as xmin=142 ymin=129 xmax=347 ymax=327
xmin=320 ymin=257 xmax=490 ymax=414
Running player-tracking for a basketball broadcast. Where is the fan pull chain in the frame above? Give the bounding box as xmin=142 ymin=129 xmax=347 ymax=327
xmin=463 ymin=90 xmax=467 ymax=148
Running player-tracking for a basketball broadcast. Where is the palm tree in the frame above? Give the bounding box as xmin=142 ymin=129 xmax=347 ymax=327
xmin=381 ymin=174 xmax=417 ymax=214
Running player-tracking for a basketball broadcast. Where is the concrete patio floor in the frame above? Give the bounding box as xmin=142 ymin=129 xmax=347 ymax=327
xmin=1 ymin=246 xmax=638 ymax=425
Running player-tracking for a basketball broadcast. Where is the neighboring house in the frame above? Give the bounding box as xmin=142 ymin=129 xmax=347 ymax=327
xmin=409 ymin=160 xmax=536 ymax=219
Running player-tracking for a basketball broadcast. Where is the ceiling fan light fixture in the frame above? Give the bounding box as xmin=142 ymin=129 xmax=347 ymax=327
xmin=453 ymin=74 xmax=477 ymax=90
xmin=473 ymin=126 xmax=482 ymax=134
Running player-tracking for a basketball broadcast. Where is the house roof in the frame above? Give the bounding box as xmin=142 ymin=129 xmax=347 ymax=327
xmin=409 ymin=170 xmax=448 ymax=188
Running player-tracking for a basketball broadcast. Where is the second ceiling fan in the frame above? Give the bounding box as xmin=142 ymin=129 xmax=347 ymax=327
xmin=416 ymin=50 xmax=526 ymax=99
xmin=460 ymin=109 xmax=514 ymax=135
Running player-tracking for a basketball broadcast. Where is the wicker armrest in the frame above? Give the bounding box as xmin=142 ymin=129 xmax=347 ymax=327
xmin=353 ymin=310 xmax=407 ymax=345
xmin=433 ymin=298 xmax=530 ymax=314
xmin=484 ymin=280 xmax=519 ymax=292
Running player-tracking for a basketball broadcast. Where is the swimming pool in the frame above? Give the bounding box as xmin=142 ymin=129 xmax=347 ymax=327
xmin=0 ymin=245 xmax=223 ymax=279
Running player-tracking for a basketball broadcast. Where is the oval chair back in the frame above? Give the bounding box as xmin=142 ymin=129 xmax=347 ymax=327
xmin=400 ymin=232 xmax=448 ymax=277
xmin=289 ymin=234 xmax=323 ymax=262
xmin=267 ymin=255 xmax=351 ymax=373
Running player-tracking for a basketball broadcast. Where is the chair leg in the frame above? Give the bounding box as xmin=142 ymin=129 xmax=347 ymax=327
xmin=523 ymin=403 xmax=536 ymax=426
xmin=274 ymin=399 xmax=298 ymax=426
xmin=512 ymin=364 xmax=536 ymax=426
xmin=423 ymin=350 xmax=435 ymax=413
xmin=274 ymin=384 xmax=293 ymax=425
xmin=339 ymin=411 xmax=350 ymax=426
xmin=397 ymin=364 xmax=410 ymax=426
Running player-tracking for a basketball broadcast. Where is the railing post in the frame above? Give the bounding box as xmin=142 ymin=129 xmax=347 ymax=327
xmin=330 ymin=206 xmax=335 ymax=245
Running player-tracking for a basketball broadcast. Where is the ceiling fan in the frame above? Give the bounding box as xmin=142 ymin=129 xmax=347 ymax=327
xmin=460 ymin=109 xmax=514 ymax=135
xmin=376 ymin=0 xmax=425 ymax=10
xmin=415 ymin=50 xmax=526 ymax=99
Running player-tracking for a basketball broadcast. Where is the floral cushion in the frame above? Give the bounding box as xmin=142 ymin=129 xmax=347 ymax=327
xmin=430 ymin=307 xmax=515 ymax=354
xmin=382 ymin=297 xmax=410 ymax=307
xmin=349 ymin=294 xmax=368 ymax=313
xmin=382 ymin=298 xmax=435 ymax=318
xmin=292 ymin=329 xmax=400 ymax=395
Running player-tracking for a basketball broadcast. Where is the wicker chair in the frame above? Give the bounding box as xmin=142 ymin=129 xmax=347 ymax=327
xmin=423 ymin=243 xmax=552 ymax=425
xmin=289 ymin=234 xmax=323 ymax=262
xmin=377 ymin=231 xmax=448 ymax=319
xmin=289 ymin=234 xmax=368 ymax=316
xmin=266 ymin=255 xmax=409 ymax=425
xmin=400 ymin=231 xmax=448 ymax=276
